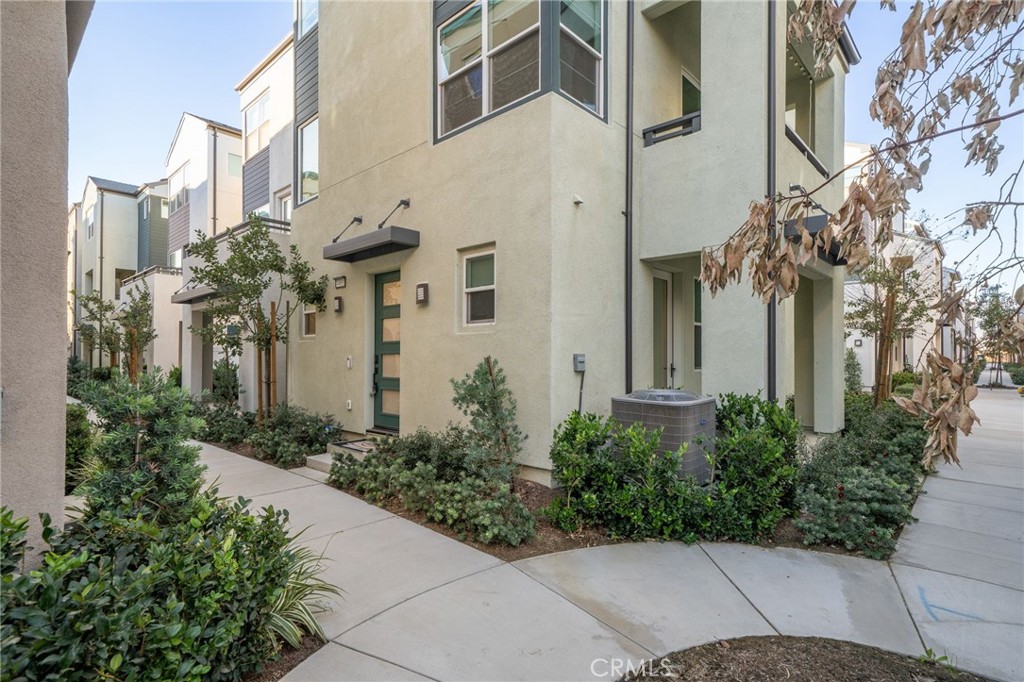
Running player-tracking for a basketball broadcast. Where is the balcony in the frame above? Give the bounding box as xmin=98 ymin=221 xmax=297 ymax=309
xmin=642 ymin=112 xmax=702 ymax=147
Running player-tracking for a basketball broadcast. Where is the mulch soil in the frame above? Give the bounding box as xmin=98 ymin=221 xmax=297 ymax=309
xmin=622 ymin=636 xmax=992 ymax=682
xmin=243 ymin=637 xmax=324 ymax=682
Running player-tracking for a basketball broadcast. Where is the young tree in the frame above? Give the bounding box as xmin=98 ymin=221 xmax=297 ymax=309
xmin=188 ymin=215 xmax=327 ymax=421
xmin=74 ymin=282 xmax=157 ymax=383
xmin=701 ymin=0 xmax=1024 ymax=469
xmin=972 ymin=284 xmax=1020 ymax=382
xmin=846 ymin=256 xmax=934 ymax=404
xmin=74 ymin=290 xmax=120 ymax=369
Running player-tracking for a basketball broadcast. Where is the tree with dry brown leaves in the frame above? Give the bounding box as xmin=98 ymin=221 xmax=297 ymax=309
xmin=701 ymin=0 xmax=1024 ymax=470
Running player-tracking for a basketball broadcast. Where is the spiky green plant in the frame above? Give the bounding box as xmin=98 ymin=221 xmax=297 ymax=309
xmin=265 ymin=541 xmax=342 ymax=650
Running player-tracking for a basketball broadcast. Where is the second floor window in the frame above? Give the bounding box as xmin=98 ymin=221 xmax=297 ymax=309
xmin=140 ymin=197 xmax=149 ymax=221
xmin=438 ymin=0 xmax=541 ymax=136
xmin=299 ymin=0 xmax=318 ymax=37
xmin=299 ymin=117 xmax=319 ymax=202
xmin=169 ymin=164 xmax=189 ymax=214
xmin=559 ymin=0 xmax=602 ymax=112
xmin=85 ymin=206 xmax=95 ymax=239
xmin=244 ymin=93 xmax=270 ymax=158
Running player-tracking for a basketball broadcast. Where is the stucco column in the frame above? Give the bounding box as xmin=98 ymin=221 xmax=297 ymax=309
xmin=182 ymin=308 xmax=205 ymax=396
xmin=701 ymin=285 xmax=768 ymax=399
xmin=0 ymin=0 xmax=71 ymax=554
xmin=813 ymin=268 xmax=845 ymax=432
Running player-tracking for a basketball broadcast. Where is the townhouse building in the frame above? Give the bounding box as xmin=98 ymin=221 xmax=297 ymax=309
xmin=171 ymin=34 xmax=295 ymax=413
xmin=285 ymin=0 xmax=859 ymax=484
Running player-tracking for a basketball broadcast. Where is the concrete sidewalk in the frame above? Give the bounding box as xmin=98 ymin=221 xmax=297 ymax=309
xmin=196 ymin=391 xmax=1022 ymax=682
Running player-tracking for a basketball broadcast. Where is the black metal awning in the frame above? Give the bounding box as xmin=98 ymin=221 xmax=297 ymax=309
xmin=171 ymin=284 xmax=216 ymax=305
xmin=783 ymin=214 xmax=847 ymax=266
xmin=322 ymin=226 xmax=420 ymax=263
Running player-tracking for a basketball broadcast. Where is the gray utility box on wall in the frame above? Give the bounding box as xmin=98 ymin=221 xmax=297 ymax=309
xmin=611 ymin=389 xmax=716 ymax=484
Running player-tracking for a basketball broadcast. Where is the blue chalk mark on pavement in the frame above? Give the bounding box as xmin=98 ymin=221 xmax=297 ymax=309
xmin=918 ymin=586 xmax=982 ymax=622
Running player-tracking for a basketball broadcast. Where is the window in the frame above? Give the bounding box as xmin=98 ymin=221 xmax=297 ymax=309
xmin=254 ymin=204 xmax=271 ymax=218
xmin=114 ymin=269 xmax=135 ymax=301
xmin=693 ymin=278 xmax=702 ymax=370
xmin=682 ymin=71 xmax=701 ymax=117
xmin=559 ymin=0 xmax=603 ymax=112
xmin=85 ymin=206 xmax=95 ymax=239
xmin=464 ymin=252 xmax=495 ymax=324
xmin=277 ymin=193 xmax=293 ymax=221
xmin=299 ymin=118 xmax=319 ymax=202
xmin=438 ymin=0 xmax=541 ymax=136
xmin=169 ymin=248 xmax=182 ymax=269
xmin=299 ymin=0 xmax=318 ymax=37
xmin=244 ymin=93 xmax=270 ymax=158
xmin=302 ymin=304 xmax=317 ymax=336
xmin=140 ymin=197 xmax=149 ymax=221
xmin=169 ymin=163 xmax=189 ymax=214
xmin=160 ymin=199 xmax=169 ymax=218
xmin=227 ymin=153 xmax=243 ymax=177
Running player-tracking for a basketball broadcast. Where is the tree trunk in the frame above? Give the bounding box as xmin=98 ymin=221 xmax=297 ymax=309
xmin=269 ymin=301 xmax=278 ymax=409
xmin=874 ymin=286 xmax=898 ymax=407
xmin=256 ymin=319 xmax=264 ymax=426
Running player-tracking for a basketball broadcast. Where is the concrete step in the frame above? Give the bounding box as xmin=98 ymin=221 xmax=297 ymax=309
xmin=305 ymin=453 xmax=334 ymax=474
xmin=292 ymin=466 xmax=330 ymax=483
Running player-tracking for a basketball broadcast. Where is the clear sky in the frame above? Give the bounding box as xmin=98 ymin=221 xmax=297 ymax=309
xmin=68 ymin=1 xmax=292 ymax=199
xmin=68 ymin=1 xmax=1021 ymax=290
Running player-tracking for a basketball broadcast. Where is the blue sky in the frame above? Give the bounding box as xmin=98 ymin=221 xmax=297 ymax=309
xmin=68 ymin=1 xmax=1021 ymax=290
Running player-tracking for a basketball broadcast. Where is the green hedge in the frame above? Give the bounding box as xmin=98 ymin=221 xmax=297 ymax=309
xmin=64 ymin=404 xmax=93 ymax=494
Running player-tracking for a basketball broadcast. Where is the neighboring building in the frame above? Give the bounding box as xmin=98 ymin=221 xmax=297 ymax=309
xmin=136 ymin=180 xmax=170 ymax=271
xmin=67 ymin=202 xmax=82 ymax=355
xmin=118 ymin=266 xmax=182 ymax=374
xmin=843 ymin=141 xmax=946 ymax=390
xmin=165 ymin=112 xmax=244 ymax=396
xmin=286 ymin=1 xmax=857 ymax=483
xmin=1 ymin=0 xmax=93 ymax=553
xmin=71 ymin=176 xmax=144 ymax=367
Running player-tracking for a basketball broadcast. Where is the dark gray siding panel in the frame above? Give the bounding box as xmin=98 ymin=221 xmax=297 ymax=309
xmin=242 ymin=147 xmax=271 ymax=216
xmin=435 ymin=0 xmax=472 ymax=25
xmin=148 ymin=197 xmax=169 ymax=266
xmin=295 ymin=25 xmax=318 ymax=125
xmin=137 ymin=200 xmax=150 ymax=269
xmin=167 ymin=208 xmax=190 ymax=255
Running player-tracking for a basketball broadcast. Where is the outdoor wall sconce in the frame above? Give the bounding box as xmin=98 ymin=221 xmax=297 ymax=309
xmin=416 ymin=282 xmax=429 ymax=305
xmin=854 ymin=339 xmax=862 ymax=347
xmin=334 ymin=275 xmax=347 ymax=289
xmin=334 ymin=296 xmax=344 ymax=313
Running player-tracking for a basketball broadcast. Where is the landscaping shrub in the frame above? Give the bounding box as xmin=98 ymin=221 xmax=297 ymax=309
xmin=247 ymin=402 xmax=339 ymax=468
xmin=212 ymin=357 xmax=240 ymax=404
xmin=795 ymin=460 xmax=915 ymax=559
xmin=195 ymin=400 xmax=256 ymax=446
xmin=66 ymin=356 xmax=90 ymax=398
xmin=1004 ymin=362 xmax=1024 ymax=385
xmin=891 ymin=370 xmax=918 ymax=388
xmin=90 ymin=366 xmax=114 ymax=382
xmin=168 ymin=365 xmax=182 ymax=387
xmin=330 ymin=357 xmax=535 ymax=546
xmin=844 ymin=348 xmax=862 ymax=393
xmin=546 ymin=409 xmax=795 ymax=543
xmin=77 ymin=372 xmax=205 ymax=524
xmin=64 ymin=403 xmax=94 ymax=494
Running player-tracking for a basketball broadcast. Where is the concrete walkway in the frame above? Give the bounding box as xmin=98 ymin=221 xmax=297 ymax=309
xmin=195 ymin=391 xmax=1022 ymax=682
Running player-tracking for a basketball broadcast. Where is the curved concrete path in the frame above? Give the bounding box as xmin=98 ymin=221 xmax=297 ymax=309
xmin=195 ymin=391 xmax=1022 ymax=682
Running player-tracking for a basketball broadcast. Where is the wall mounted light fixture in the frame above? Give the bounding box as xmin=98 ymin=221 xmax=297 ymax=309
xmin=334 ymin=296 xmax=344 ymax=313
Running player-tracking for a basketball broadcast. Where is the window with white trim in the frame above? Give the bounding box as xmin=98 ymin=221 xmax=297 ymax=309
xmin=277 ymin=192 xmax=293 ymax=221
xmin=169 ymin=163 xmax=189 ymax=214
xmin=302 ymin=304 xmax=317 ymax=337
xmin=438 ymin=0 xmax=541 ymax=136
xmin=299 ymin=118 xmax=319 ymax=202
xmin=85 ymin=206 xmax=95 ymax=239
xmin=244 ymin=93 xmax=270 ymax=159
xmin=559 ymin=0 xmax=603 ymax=112
xmin=464 ymin=251 xmax=495 ymax=324
xmin=299 ymin=0 xmax=318 ymax=37
xmin=227 ymin=153 xmax=243 ymax=177
xmin=160 ymin=199 xmax=169 ymax=218
xmin=140 ymin=197 xmax=149 ymax=221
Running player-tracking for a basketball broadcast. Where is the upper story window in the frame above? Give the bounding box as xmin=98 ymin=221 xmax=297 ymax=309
xmin=244 ymin=93 xmax=270 ymax=159
xmin=169 ymin=163 xmax=189 ymax=214
xmin=227 ymin=153 xmax=243 ymax=177
xmin=559 ymin=0 xmax=603 ymax=112
xmin=299 ymin=0 xmax=318 ymax=37
xmin=140 ymin=197 xmax=149 ymax=221
xmin=438 ymin=0 xmax=541 ymax=136
xmin=299 ymin=117 xmax=319 ymax=202
xmin=85 ymin=206 xmax=95 ymax=239
xmin=160 ymin=199 xmax=169 ymax=218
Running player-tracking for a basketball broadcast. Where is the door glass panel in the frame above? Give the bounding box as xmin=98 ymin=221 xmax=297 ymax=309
xmin=382 ymin=281 xmax=401 ymax=306
xmin=381 ymin=389 xmax=400 ymax=415
xmin=382 ymin=354 xmax=400 ymax=378
xmin=382 ymin=318 xmax=401 ymax=342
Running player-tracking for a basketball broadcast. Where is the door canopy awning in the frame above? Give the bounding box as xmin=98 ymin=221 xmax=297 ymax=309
xmin=783 ymin=214 xmax=847 ymax=266
xmin=171 ymin=283 xmax=216 ymax=304
xmin=322 ymin=226 xmax=420 ymax=263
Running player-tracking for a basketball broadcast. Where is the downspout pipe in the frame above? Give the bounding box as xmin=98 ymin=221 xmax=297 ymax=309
xmin=624 ymin=0 xmax=635 ymax=394
xmin=211 ymin=128 xmax=218 ymax=235
xmin=98 ymin=189 xmax=105 ymax=367
xmin=766 ymin=0 xmax=778 ymax=402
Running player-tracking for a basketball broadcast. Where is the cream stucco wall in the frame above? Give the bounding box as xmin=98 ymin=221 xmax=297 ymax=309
xmin=1 ymin=0 xmax=91 ymax=558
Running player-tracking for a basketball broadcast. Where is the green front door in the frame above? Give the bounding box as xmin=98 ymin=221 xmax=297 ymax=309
xmin=373 ymin=271 xmax=401 ymax=431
